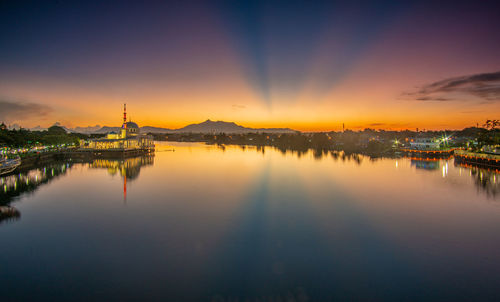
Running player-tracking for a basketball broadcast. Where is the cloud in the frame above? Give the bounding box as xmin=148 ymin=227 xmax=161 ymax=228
xmin=460 ymin=110 xmax=485 ymax=114
xmin=0 ymin=99 xmax=52 ymax=122
xmin=403 ymin=71 xmax=500 ymax=102
xmin=366 ymin=122 xmax=411 ymax=128
xmin=415 ymin=96 xmax=452 ymax=102
xmin=232 ymin=104 xmax=247 ymax=110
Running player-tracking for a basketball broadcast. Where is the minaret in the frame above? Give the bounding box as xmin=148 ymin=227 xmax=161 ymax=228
xmin=123 ymin=103 xmax=127 ymax=129
xmin=121 ymin=103 xmax=127 ymax=139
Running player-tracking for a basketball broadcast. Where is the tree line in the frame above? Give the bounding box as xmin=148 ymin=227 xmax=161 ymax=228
xmin=150 ymin=124 xmax=499 ymax=155
xmin=0 ymin=125 xmax=87 ymax=147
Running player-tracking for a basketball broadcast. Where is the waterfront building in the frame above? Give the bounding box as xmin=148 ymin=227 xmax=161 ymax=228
xmin=83 ymin=104 xmax=154 ymax=152
xmin=409 ymin=137 xmax=441 ymax=150
xmin=481 ymin=145 xmax=500 ymax=155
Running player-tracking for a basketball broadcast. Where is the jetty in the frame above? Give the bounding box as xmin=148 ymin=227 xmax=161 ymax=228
xmin=454 ymin=150 xmax=500 ymax=169
xmin=400 ymin=148 xmax=456 ymax=158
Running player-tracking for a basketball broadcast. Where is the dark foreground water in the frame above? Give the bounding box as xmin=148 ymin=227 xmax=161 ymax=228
xmin=1 ymin=142 xmax=499 ymax=301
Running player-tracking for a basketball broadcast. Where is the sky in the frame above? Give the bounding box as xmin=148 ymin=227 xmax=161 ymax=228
xmin=0 ymin=0 xmax=499 ymax=131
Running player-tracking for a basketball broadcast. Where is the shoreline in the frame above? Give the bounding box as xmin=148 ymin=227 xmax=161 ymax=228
xmin=4 ymin=142 xmax=499 ymax=176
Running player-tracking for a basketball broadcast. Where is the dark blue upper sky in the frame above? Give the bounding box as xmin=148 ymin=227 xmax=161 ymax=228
xmin=0 ymin=0 xmax=499 ymax=129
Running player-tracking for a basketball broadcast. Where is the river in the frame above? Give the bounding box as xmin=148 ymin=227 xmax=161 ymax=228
xmin=1 ymin=142 xmax=499 ymax=301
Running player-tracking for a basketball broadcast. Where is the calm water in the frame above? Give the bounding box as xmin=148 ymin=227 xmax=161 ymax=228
xmin=1 ymin=142 xmax=499 ymax=301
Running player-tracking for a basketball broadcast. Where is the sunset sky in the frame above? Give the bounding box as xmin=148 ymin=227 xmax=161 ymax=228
xmin=0 ymin=0 xmax=499 ymax=131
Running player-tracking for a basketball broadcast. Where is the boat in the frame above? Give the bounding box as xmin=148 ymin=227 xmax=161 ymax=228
xmin=0 ymin=155 xmax=21 ymax=175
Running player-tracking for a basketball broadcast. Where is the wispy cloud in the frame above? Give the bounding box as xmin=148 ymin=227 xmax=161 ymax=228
xmin=415 ymin=96 xmax=452 ymax=102
xmin=0 ymin=99 xmax=52 ymax=122
xmin=232 ymin=104 xmax=247 ymax=110
xmin=403 ymin=71 xmax=500 ymax=102
xmin=365 ymin=122 xmax=410 ymax=128
xmin=460 ymin=110 xmax=486 ymax=114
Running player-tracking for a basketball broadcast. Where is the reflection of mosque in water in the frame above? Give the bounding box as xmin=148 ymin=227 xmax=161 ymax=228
xmin=89 ymin=156 xmax=154 ymax=202
xmin=0 ymin=156 xmax=154 ymax=224
xmin=1 ymin=154 xmax=497 ymax=224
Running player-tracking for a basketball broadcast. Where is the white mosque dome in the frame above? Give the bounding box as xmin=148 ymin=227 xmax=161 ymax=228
xmin=125 ymin=121 xmax=139 ymax=129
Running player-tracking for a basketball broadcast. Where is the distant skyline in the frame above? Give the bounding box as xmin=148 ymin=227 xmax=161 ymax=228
xmin=1 ymin=0 xmax=499 ymax=131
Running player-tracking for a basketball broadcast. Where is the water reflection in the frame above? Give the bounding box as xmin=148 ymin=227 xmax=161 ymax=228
xmin=0 ymin=162 xmax=72 ymax=204
xmin=213 ymin=144 xmax=498 ymax=199
xmin=0 ymin=155 xmax=155 ymax=222
xmin=460 ymin=165 xmax=499 ymax=198
xmin=1 ymin=143 xmax=500 ymax=301
xmin=0 ymin=206 xmax=20 ymax=224
xmin=216 ymin=144 xmax=365 ymax=164
xmin=0 ymin=162 xmax=72 ymax=224
xmin=90 ymin=156 xmax=154 ymax=181
xmin=89 ymin=156 xmax=154 ymax=202
xmin=410 ymin=158 xmax=441 ymax=170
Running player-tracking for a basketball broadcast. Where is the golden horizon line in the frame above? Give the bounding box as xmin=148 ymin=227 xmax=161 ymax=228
xmin=10 ymin=118 xmax=486 ymax=133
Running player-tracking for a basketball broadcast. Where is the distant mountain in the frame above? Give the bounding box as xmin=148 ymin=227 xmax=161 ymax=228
xmin=70 ymin=125 xmax=102 ymax=134
xmin=140 ymin=126 xmax=173 ymax=134
xmin=51 ymin=122 xmax=71 ymax=133
xmin=8 ymin=124 xmax=22 ymax=130
xmin=37 ymin=120 xmax=297 ymax=134
xmin=175 ymin=119 xmax=296 ymax=134
xmin=94 ymin=126 xmax=122 ymax=134
xmin=30 ymin=125 xmax=47 ymax=131
xmin=177 ymin=120 xmax=246 ymax=133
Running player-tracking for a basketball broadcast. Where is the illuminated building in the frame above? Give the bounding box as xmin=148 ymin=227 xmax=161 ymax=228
xmin=83 ymin=104 xmax=154 ymax=152
xmin=409 ymin=137 xmax=441 ymax=150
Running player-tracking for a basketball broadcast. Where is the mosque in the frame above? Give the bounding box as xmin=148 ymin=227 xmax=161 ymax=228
xmin=83 ymin=104 xmax=154 ymax=153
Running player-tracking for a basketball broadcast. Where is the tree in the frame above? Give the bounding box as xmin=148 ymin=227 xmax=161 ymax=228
xmin=48 ymin=125 xmax=67 ymax=134
xmin=483 ymin=120 xmax=499 ymax=130
xmin=476 ymin=120 xmax=500 ymax=148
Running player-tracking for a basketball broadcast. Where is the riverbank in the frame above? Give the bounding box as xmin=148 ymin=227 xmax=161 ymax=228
xmin=12 ymin=148 xmax=154 ymax=172
xmin=7 ymin=143 xmax=500 ymax=176
xmin=454 ymin=150 xmax=500 ymax=169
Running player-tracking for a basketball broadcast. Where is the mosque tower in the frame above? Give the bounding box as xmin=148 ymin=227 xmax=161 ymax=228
xmin=121 ymin=103 xmax=127 ymax=139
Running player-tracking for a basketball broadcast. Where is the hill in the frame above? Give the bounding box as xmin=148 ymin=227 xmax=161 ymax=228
xmin=176 ymin=119 xmax=296 ymax=134
xmin=65 ymin=120 xmax=297 ymax=134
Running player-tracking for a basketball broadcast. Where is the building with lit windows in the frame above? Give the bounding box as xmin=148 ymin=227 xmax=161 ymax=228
xmin=409 ymin=137 xmax=441 ymax=150
xmin=82 ymin=104 xmax=154 ymax=154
